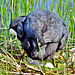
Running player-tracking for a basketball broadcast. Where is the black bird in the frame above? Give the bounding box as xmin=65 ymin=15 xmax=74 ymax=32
xmin=9 ymin=10 xmax=68 ymax=61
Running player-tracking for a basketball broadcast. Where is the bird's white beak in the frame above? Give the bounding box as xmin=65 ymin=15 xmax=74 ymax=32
xmin=9 ymin=28 xmax=17 ymax=35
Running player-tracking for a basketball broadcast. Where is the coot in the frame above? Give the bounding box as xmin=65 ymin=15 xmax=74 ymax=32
xmin=9 ymin=10 xmax=68 ymax=61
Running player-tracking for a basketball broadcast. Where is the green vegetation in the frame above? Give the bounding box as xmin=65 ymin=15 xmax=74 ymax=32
xmin=0 ymin=0 xmax=75 ymax=75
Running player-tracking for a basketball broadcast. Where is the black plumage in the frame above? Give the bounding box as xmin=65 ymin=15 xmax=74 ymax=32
xmin=9 ymin=10 xmax=68 ymax=61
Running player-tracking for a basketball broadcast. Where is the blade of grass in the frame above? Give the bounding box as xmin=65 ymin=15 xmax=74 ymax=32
xmin=65 ymin=40 xmax=69 ymax=75
xmin=37 ymin=39 xmax=46 ymax=75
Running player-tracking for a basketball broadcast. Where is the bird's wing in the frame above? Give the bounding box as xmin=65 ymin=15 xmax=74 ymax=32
xmin=24 ymin=10 xmax=66 ymax=44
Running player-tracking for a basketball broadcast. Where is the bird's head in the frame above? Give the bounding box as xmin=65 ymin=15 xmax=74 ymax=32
xmin=9 ymin=16 xmax=26 ymax=36
xmin=9 ymin=16 xmax=26 ymax=41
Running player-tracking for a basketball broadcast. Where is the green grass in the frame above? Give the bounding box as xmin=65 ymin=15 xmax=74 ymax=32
xmin=0 ymin=0 xmax=75 ymax=75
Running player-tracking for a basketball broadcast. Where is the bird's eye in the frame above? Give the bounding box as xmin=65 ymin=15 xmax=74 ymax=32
xmin=13 ymin=25 xmax=17 ymax=31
